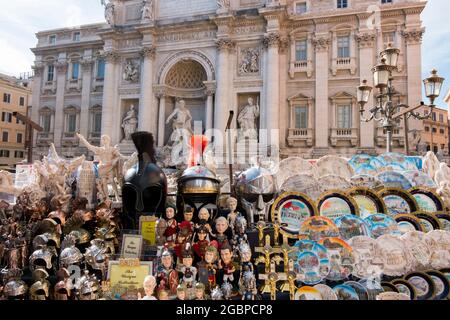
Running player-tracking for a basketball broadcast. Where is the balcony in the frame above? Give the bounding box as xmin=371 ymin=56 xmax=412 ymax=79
xmin=93 ymin=77 xmax=104 ymax=92
xmin=289 ymin=60 xmax=313 ymax=78
xmin=37 ymin=132 xmax=54 ymax=147
xmin=287 ymin=128 xmax=314 ymax=147
xmin=42 ymin=81 xmax=56 ymax=95
xmin=331 ymin=57 xmax=356 ymax=76
xmin=66 ymin=79 xmax=82 ymax=93
xmin=61 ymin=132 xmax=79 ymax=147
xmin=330 ymin=128 xmax=358 ymax=147
xmin=376 ymin=127 xmax=405 ymax=148
xmin=89 ymin=132 xmax=101 ymax=145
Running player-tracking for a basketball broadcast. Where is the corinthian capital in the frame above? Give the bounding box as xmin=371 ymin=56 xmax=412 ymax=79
xmin=402 ymin=29 xmax=425 ymax=44
xmin=55 ymin=61 xmax=68 ymax=73
xmin=140 ymin=46 xmax=156 ymax=59
xmin=80 ymin=58 xmax=95 ymax=71
xmin=263 ymin=32 xmax=281 ymax=48
xmin=103 ymin=51 xmax=121 ymax=63
xmin=32 ymin=63 xmax=45 ymax=77
xmin=355 ymin=32 xmax=376 ymax=48
xmin=215 ymin=38 xmax=235 ymax=51
xmin=312 ymin=36 xmax=330 ymax=52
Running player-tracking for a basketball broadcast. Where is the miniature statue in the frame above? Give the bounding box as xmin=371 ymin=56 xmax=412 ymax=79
xmin=174 ymin=224 xmax=191 ymax=261
xmin=194 ymin=282 xmax=206 ymax=300
xmin=176 ymin=284 xmax=187 ymax=300
xmin=156 ymin=248 xmax=179 ymax=296
xmin=163 ymin=206 xmax=178 ymax=246
xmin=241 ymin=271 xmax=258 ymax=300
xmin=197 ymin=244 xmax=219 ymax=292
xmin=179 ymin=243 xmax=197 ymax=295
xmin=139 ymin=275 xmax=157 ymax=300
xmin=214 ymin=217 xmax=230 ymax=248
xmin=232 ymin=215 xmax=248 ymax=251
xmin=158 ymin=289 xmax=169 ymax=300
xmin=182 ymin=207 xmax=194 ymax=230
xmin=156 ymin=218 xmax=168 ymax=246
xmin=76 ymin=133 xmax=122 ymax=202
xmin=226 ymin=197 xmax=239 ymax=233
xmin=193 ymin=225 xmax=209 ymax=260
xmin=196 ymin=207 xmax=212 ymax=235
xmin=219 ymin=242 xmax=237 ymax=285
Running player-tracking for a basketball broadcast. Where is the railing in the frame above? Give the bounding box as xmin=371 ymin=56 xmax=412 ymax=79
xmin=294 ymin=61 xmax=308 ymax=69
xmin=336 ymin=57 xmax=351 ymax=65
xmin=63 ymin=132 xmax=77 ymax=139
xmin=330 ymin=128 xmax=358 ymax=146
xmin=289 ymin=128 xmax=311 ymax=137
xmin=37 ymin=132 xmax=54 ymax=140
xmin=287 ymin=128 xmax=314 ymax=147
xmin=67 ymin=79 xmax=82 ymax=90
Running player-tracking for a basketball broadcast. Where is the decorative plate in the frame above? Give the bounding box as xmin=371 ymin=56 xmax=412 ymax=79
xmin=318 ymin=237 xmax=355 ymax=281
xmin=377 ymin=188 xmax=419 ymax=216
xmin=375 ymin=171 xmax=413 ymax=190
xmin=381 ymin=282 xmax=400 ymax=293
xmin=376 ymin=152 xmax=408 ymax=169
xmin=344 ymin=281 xmax=369 ymax=300
xmin=439 ymin=269 xmax=450 ymax=286
xmin=395 ymin=214 xmax=424 ymax=234
xmin=406 ymin=156 xmax=422 ymax=170
xmin=352 ymin=163 xmax=378 ymax=176
xmin=426 ymin=230 xmax=450 ymax=270
xmin=294 ymin=286 xmax=323 ymax=300
xmin=425 ymin=270 xmax=450 ymax=300
xmin=271 ymin=192 xmax=318 ymax=238
xmin=403 ymin=171 xmax=437 ymax=188
xmin=348 ymin=236 xmax=384 ymax=279
xmin=350 ymin=174 xmax=384 ymax=190
xmin=409 ymin=187 xmax=444 ymax=213
xmin=317 ymin=175 xmax=353 ymax=193
xmin=333 ymin=284 xmax=359 ymax=300
xmin=316 ymin=155 xmax=355 ymax=179
xmin=376 ymin=234 xmax=413 ymax=276
xmin=400 ymin=231 xmax=432 ymax=270
xmin=376 ymin=292 xmax=411 ymax=300
xmin=317 ymin=190 xmax=360 ymax=220
xmin=313 ymin=284 xmax=338 ymax=300
xmin=413 ymin=212 xmax=443 ymax=232
xmin=348 ymin=187 xmax=387 ymax=218
xmin=294 ymin=240 xmax=330 ymax=285
xmin=334 ymin=215 xmax=371 ymax=240
xmin=280 ymin=174 xmax=322 ymax=200
xmin=368 ymin=156 xmax=385 ymax=171
xmin=364 ymin=214 xmax=401 ymax=239
xmin=299 ymin=216 xmax=340 ymax=241
xmin=358 ymin=278 xmax=384 ymax=300
xmin=436 ymin=213 xmax=450 ymax=232
xmin=404 ymin=272 xmax=436 ymax=300
xmin=349 ymin=154 xmax=378 ymax=175
xmin=391 ymin=279 xmax=417 ymax=300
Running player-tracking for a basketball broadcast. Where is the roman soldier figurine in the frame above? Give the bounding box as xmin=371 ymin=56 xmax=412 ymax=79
xmin=214 ymin=217 xmax=231 ymax=249
xmin=193 ymin=225 xmax=210 ymax=261
xmin=163 ymin=206 xmax=178 ymax=247
xmin=156 ymin=247 xmax=179 ymax=297
xmin=174 ymin=222 xmax=193 ymax=262
xmin=179 ymin=243 xmax=197 ymax=294
xmin=182 ymin=207 xmax=194 ymax=232
xmin=197 ymin=243 xmax=219 ymax=293
xmin=219 ymin=242 xmax=237 ymax=286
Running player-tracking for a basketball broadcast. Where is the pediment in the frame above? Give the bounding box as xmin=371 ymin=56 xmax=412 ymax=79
xmin=288 ymin=93 xmax=314 ymax=102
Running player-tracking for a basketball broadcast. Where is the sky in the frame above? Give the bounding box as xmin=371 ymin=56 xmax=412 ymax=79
xmin=0 ymin=0 xmax=449 ymax=106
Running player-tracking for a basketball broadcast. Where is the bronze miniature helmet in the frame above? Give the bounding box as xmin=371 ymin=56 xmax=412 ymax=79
xmin=29 ymin=246 xmax=57 ymax=271
xmin=84 ymin=239 xmax=109 ymax=271
xmin=60 ymin=245 xmax=83 ymax=268
xmin=29 ymin=280 xmax=50 ymax=300
xmin=3 ymin=279 xmax=28 ymax=298
xmin=54 ymin=280 xmax=71 ymax=300
xmin=33 ymin=232 xmax=61 ymax=250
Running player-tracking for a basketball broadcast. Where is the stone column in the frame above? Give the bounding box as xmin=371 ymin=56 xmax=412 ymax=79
xmin=313 ymin=35 xmax=331 ymax=150
xmin=214 ymin=39 xmax=233 ymax=134
xmin=356 ymin=32 xmax=376 ymax=149
xmin=101 ymin=51 xmax=119 ymax=140
xmin=31 ymin=62 xmax=44 ymax=147
xmin=403 ymin=29 xmax=424 ymax=131
xmin=156 ymin=89 xmax=166 ymax=147
xmin=279 ymin=37 xmax=289 ymax=149
xmin=80 ymin=57 xmax=94 ymax=139
xmin=204 ymin=82 xmax=216 ymax=131
xmin=54 ymin=59 xmax=68 ymax=148
xmin=263 ymin=32 xmax=281 ymax=147
xmin=139 ymin=47 xmax=157 ymax=134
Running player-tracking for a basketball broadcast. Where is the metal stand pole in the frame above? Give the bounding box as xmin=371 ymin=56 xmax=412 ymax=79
xmin=226 ymin=111 xmax=234 ymax=189
xmin=403 ymin=114 xmax=409 ymax=156
xmin=386 ymin=128 xmax=393 ymax=153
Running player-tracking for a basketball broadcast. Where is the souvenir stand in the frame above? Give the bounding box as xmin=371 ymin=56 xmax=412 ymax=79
xmin=1 ymin=129 xmax=450 ymax=301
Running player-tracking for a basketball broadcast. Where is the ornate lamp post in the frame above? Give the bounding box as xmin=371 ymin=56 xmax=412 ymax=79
xmin=357 ymin=44 xmax=445 ymax=153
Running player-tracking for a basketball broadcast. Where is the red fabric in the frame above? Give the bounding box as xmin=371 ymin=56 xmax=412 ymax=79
xmin=188 ymin=135 xmax=209 ymax=167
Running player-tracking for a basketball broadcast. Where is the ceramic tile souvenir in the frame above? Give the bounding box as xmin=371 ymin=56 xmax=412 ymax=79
xmin=350 ymin=174 xmax=384 ymax=190
xmin=376 ymin=292 xmax=410 ymax=300
xmin=395 ymin=214 xmax=424 ymax=234
xmin=349 ymin=154 xmax=379 ymax=175
xmin=376 ymin=152 xmax=408 ymax=169
xmin=405 ymin=156 xmax=422 ymax=170
xmin=277 ymin=157 xmax=319 ymax=189
xmin=345 ymin=281 xmax=369 ymax=300
xmin=334 ymin=215 xmax=371 ymax=240
xmin=318 ymin=237 xmax=355 ymax=281
xmin=317 ymin=191 xmax=359 ymax=220
xmin=313 ymin=284 xmax=338 ymax=300
xmin=375 ymin=171 xmax=413 ymax=190
xmin=404 ymin=272 xmax=436 ymax=300
xmin=376 ymin=234 xmax=413 ymax=276
xmin=280 ymin=174 xmax=323 ymax=200
xmin=426 ymin=270 xmax=450 ymax=300
xmin=426 ymin=230 xmax=450 ymax=270
xmin=358 ymin=278 xmax=384 ymax=300
xmin=299 ymin=216 xmax=340 ymax=241
xmin=316 ymin=155 xmax=355 ymax=179
xmin=436 ymin=213 xmax=450 ymax=232
xmin=348 ymin=236 xmax=384 ymax=279
xmin=400 ymin=231 xmax=432 ymax=270
xmin=364 ymin=214 xmax=401 ymax=238
xmin=271 ymin=192 xmax=317 ymax=237
xmin=333 ymin=284 xmax=359 ymax=300
xmin=413 ymin=212 xmax=443 ymax=232
xmin=402 ymin=171 xmax=436 ymax=188
xmin=294 ymin=240 xmax=330 ymax=285
xmin=368 ymin=157 xmax=385 ymax=171
xmin=409 ymin=187 xmax=444 ymax=213
xmin=378 ymin=188 xmax=418 ymax=216
xmin=294 ymin=286 xmax=323 ymax=300
xmin=317 ymin=175 xmax=353 ymax=193
xmin=348 ymin=187 xmax=387 ymax=218
xmin=391 ymin=279 xmax=417 ymax=300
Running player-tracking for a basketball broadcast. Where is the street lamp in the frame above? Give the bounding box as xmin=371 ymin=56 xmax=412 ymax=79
xmin=357 ymin=44 xmax=445 ymax=154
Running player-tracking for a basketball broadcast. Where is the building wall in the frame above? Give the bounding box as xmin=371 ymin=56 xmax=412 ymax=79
xmin=0 ymin=74 xmax=30 ymax=168
xmin=420 ymin=107 xmax=449 ymax=154
xmin=30 ymin=0 xmax=428 ymax=160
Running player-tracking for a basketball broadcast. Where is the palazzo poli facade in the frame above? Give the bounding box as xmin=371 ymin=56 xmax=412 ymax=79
xmin=30 ymin=0 xmax=427 ymax=161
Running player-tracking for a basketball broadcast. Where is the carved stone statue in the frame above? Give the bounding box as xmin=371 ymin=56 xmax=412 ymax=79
xmin=141 ymin=0 xmax=154 ymax=21
xmin=237 ymin=97 xmax=260 ymax=142
xmin=76 ymin=133 xmax=122 ymax=202
xmin=239 ymin=49 xmax=260 ymax=75
xmin=121 ymin=105 xmax=138 ymax=142
xmin=0 ymin=171 xmax=17 ymax=195
xmin=407 ymin=129 xmax=421 ymax=155
xmin=166 ymin=100 xmax=193 ymax=166
xmin=423 ymin=151 xmax=440 ymax=181
xmin=101 ymin=0 xmax=115 ymax=26
xmin=217 ymin=0 xmax=230 ymax=9
xmin=123 ymin=60 xmax=139 ymax=83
